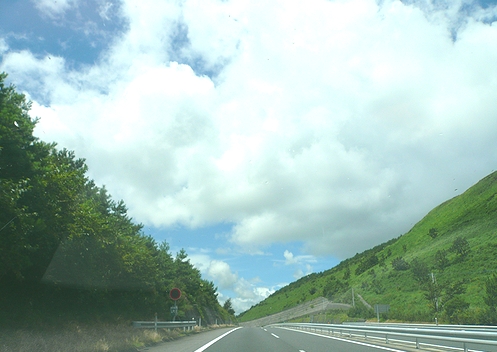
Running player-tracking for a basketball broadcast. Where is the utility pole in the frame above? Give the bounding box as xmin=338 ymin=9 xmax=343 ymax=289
xmin=431 ymin=273 xmax=439 ymax=325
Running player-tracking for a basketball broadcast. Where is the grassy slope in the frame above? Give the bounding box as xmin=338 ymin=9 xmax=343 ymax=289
xmin=239 ymin=171 xmax=497 ymax=323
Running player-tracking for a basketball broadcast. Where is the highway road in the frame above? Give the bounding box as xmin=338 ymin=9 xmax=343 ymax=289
xmin=144 ymin=326 xmax=409 ymax=352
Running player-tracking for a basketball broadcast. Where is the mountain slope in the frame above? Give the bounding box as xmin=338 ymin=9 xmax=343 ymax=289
xmin=238 ymin=171 xmax=497 ymax=324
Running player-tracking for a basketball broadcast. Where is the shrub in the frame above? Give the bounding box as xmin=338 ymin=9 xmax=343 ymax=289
xmin=434 ymin=249 xmax=450 ymax=271
xmin=428 ymin=228 xmax=439 ymax=239
xmin=450 ymin=237 xmax=471 ymax=259
xmin=411 ymin=258 xmax=430 ymax=283
xmin=392 ymin=257 xmax=410 ymax=271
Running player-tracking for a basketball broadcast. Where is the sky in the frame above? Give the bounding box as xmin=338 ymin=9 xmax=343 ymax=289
xmin=1 ymin=0 xmax=497 ymax=314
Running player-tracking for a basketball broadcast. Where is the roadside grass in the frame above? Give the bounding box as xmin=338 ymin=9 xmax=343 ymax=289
xmin=0 ymin=323 xmax=210 ymax=352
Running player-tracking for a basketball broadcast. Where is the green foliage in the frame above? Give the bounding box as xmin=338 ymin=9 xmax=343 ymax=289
xmin=450 ymin=236 xmax=471 ymax=260
xmin=223 ymin=298 xmax=235 ymax=315
xmin=347 ymin=299 xmax=375 ymax=319
xmin=428 ymin=228 xmax=438 ymax=239
xmin=481 ymin=274 xmax=497 ymax=324
xmin=342 ymin=266 xmax=351 ymax=280
xmin=355 ymin=254 xmax=379 ymax=275
xmin=0 ymin=73 xmax=226 ymax=327
xmin=410 ymin=258 xmax=430 ymax=283
xmin=443 ymin=296 xmax=469 ymax=323
xmin=322 ymin=276 xmax=347 ymax=299
xmin=434 ymin=249 xmax=449 ymax=271
xmin=484 ymin=274 xmax=497 ymax=308
xmin=423 ymin=279 xmax=442 ymax=314
xmin=391 ymin=256 xmax=410 ymax=271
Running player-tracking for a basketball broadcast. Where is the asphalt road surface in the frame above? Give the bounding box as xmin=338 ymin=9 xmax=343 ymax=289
xmin=144 ymin=326 xmax=409 ymax=352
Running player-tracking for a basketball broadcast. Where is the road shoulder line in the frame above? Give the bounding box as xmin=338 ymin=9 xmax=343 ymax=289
xmin=193 ymin=327 xmax=242 ymax=352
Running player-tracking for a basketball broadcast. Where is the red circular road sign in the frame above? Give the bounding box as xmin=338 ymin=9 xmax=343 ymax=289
xmin=169 ymin=288 xmax=181 ymax=300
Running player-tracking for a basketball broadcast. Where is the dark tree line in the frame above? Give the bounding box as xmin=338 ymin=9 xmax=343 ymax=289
xmin=0 ymin=73 xmax=231 ymax=326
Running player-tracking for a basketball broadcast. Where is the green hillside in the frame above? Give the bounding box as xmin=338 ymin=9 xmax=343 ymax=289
xmin=238 ymin=171 xmax=497 ymax=324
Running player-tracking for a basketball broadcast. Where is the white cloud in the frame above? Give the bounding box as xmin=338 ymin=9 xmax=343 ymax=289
xmin=187 ymin=253 xmax=212 ymax=273
xmin=188 ymin=252 xmax=238 ymax=290
xmin=4 ymin=0 xmax=497 ymax=265
xmin=283 ymin=250 xmax=316 ymax=266
xmin=98 ymin=2 xmax=114 ymax=21
xmin=231 ymin=278 xmax=276 ymax=314
xmin=293 ymin=269 xmax=304 ymax=280
xmin=0 ymin=38 xmax=8 ymax=55
xmin=188 ymin=251 xmax=272 ymax=313
xmin=32 ymin=0 xmax=78 ymax=18
xmin=207 ymin=260 xmax=238 ymax=290
xmin=283 ymin=250 xmax=297 ymax=265
xmin=282 ymin=250 xmax=315 ymax=279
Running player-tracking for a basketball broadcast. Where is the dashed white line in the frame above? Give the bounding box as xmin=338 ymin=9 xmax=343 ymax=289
xmin=271 ymin=333 xmax=280 ymax=339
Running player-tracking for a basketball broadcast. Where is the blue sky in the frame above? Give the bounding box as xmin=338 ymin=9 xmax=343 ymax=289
xmin=2 ymin=0 xmax=497 ymax=313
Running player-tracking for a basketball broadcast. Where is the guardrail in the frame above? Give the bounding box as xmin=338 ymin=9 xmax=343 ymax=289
xmin=132 ymin=320 xmax=197 ymax=332
xmin=344 ymin=321 xmax=497 ymax=333
xmin=268 ymin=323 xmax=497 ymax=352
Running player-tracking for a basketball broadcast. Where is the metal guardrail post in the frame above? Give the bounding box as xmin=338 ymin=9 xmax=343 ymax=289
xmin=385 ymin=333 xmax=389 ymax=344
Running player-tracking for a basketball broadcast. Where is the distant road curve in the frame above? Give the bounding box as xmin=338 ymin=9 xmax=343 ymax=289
xmin=240 ymin=297 xmax=351 ymax=327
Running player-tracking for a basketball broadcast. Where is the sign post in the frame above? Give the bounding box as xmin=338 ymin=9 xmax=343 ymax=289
xmin=374 ymin=304 xmax=390 ymax=323
xmin=169 ymin=288 xmax=181 ymax=321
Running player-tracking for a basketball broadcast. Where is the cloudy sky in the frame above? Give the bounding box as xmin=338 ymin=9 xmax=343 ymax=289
xmin=2 ymin=0 xmax=497 ymax=313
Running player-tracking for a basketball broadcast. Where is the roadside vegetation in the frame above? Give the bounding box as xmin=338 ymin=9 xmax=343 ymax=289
xmin=0 ymin=323 xmax=236 ymax=352
xmin=0 ymin=72 xmax=235 ymax=349
xmin=239 ymin=170 xmax=497 ymax=325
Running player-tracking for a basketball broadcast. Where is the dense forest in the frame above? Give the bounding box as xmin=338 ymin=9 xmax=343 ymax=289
xmin=0 ymin=72 xmax=231 ymax=327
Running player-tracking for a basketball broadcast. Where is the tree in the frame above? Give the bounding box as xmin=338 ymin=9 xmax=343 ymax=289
xmin=0 ymin=72 xmax=38 ymax=181
xmin=481 ymin=274 xmax=497 ymax=324
xmin=450 ymin=237 xmax=470 ymax=260
xmin=323 ymin=276 xmax=347 ymax=298
xmin=410 ymin=258 xmax=430 ymax=283
xmin=434 ymin=249 xmax=449 ymax=271
xmin=0 ymin=72 xmax=227 ymax=326
xmin=392 ymin=256 xmax=410 ymax=271
xmin=0 ymin=72 xmax=41 ymax=279
xmin=484 ymin=274 xmax=497 ymax=308
xmin=427 ymin=228 xmax=439 ymax=239
xmin=442 ymin=280 xmax=468 ymax=323
xmin=355 ymin=255 xmax=379 ymax=275
xmin=424 ymin=278 xmax=442 ymax=314
xmin=342 ymin=266 xmax=351 ymax=281
xmin=443 ymin=296 xmax=469 ymax=323
xmin=223 ymin=298 xmax=235 ymax=315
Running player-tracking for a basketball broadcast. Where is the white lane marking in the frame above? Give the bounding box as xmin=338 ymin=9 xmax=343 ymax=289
xmin=264 ymin=328 xmax=267 ymax=331
xmin=276 ymin=327 xmax=406 ymax=352
xmin=271 ymin=333 xmax=280 ymax=339
xmin=299 ymin=350 xmax=306 ymax=352
xmin=194 ymin=327 xmax=242 ymax=352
